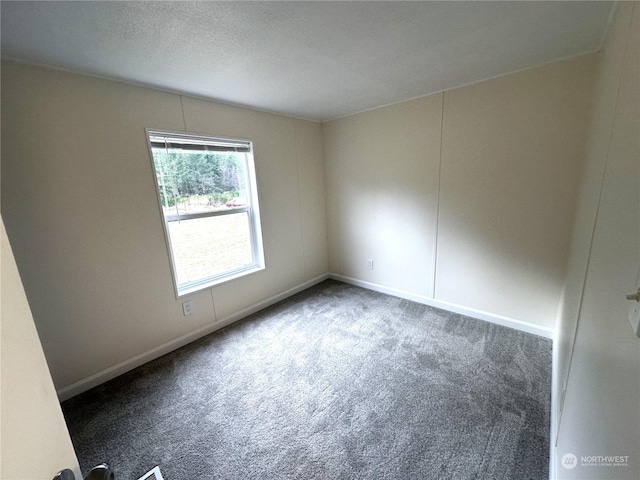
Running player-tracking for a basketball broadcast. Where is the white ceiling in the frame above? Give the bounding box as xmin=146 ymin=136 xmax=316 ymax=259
xmin=1 ymin=1 xmax=614 ymax=121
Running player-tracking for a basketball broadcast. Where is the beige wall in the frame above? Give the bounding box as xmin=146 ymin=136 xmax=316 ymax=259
xmin=1 ymin=218 xmax=81 ymax=480
xmin=323 ymin=94 xmax=443 ymax=297
xmin=1 ymin=62 xmax=328 ymax=392
xmin=555 ymin=0 xmax=636 ymax=425
xmin=324 ymin=54 xmax=595 ymax=329
xmin=555 ymin=3 xmax=639 ymax=479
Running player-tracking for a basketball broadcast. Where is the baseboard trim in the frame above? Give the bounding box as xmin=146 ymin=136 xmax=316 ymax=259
xmin=329 ymin=274 xmax=554 ymax=339
xmin=57 ymin=274 xmax=330 ymax=401
xmin=549 ymin=325 xmax=560 ymax=480
xmin=58 ymin=272 xmax=553 ymax=401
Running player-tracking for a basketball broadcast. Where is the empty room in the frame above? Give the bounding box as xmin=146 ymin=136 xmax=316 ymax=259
xmin=1 ymin=2 xmax=638 ymax=480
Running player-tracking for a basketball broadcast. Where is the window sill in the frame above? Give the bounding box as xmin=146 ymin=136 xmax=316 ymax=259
xmin=176 ymin=264 xmax=265 ymax=298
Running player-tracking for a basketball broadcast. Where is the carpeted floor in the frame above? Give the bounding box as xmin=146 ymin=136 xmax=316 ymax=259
xmin=62 ymin=280 xmax=552 ymax=479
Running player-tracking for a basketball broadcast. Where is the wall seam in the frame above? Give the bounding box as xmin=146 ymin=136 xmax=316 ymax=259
xmin=292 ymin=119 xmax=308 ymax=281
xmin=432 ymin=92 xmax=446 ymax=299
xmin=179 ymin=95 xmax=188 ymax=132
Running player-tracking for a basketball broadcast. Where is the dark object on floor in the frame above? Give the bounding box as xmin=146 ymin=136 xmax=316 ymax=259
xmin=62 ymin=280 xmax=552 ymax=479
xmin=84 ymin=464 xmax=114 ymax=480
xmin=53 ymin=463 xmax=114 ymax=480
xmin=53 ymin=469 xmax=75 ymax=480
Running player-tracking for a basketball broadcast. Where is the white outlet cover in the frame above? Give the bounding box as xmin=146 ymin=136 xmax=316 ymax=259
xmin=182 ymin=300 xmax=193 ymax=316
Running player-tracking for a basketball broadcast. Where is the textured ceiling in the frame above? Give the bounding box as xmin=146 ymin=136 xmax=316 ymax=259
xmin=1 ymin=1 xmax=614 ymax=121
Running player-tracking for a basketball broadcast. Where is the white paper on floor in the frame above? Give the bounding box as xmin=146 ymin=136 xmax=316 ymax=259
xmin=137 ymin=466 xmax=164 ymax=480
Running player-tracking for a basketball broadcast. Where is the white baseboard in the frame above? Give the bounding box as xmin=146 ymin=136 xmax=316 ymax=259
xmin=550 ymin=327 xmax=560 ymax=480
xmin=57 ymin=274 xmax=330 ymax=401
xmin=329 ymin=274 xmax=554 ymax=339
xmin=58 ymin=272 xmax=554 ymax=401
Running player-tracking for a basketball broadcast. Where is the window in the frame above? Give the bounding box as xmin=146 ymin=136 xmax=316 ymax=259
xmin=147 ymin=130 xmax=264 ymax=296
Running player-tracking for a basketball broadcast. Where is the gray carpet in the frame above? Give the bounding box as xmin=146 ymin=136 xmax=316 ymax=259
xmin=62 ymin=280 xmax=552 ymax=479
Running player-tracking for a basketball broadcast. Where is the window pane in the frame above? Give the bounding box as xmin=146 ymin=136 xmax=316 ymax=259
xmin=167 ymin=213 xmax=253 ymax=285
xmin=152 ymin=149 xmax=249 ymax=217
xmin=148 ymin=131 xmax=264 ymax=295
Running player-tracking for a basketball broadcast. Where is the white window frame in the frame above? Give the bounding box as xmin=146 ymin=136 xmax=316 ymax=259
xmin=146 ymin=129 xmax=265 ymax=297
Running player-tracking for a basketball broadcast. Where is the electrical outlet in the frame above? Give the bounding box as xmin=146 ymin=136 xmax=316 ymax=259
xmin=367 ymin=259 xmax=374 ymax=270
xmin=182 ymin=300 xmax=193 ymax=316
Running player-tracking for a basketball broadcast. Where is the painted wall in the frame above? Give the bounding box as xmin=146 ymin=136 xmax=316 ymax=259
xmin=323 ymin=95 xmax=443 ymax=298
xmin=554 ymin=3 xmax=640 ymax=479
xmin=1 ymin=218 xmax=81 ymax=480
xmin=555 ymin=0 xmax=635 ymax=430
xmin=1 ymin=62 xmax=328 ymax=394
xmin=323 ymin=54 xmax=596 ymax=329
